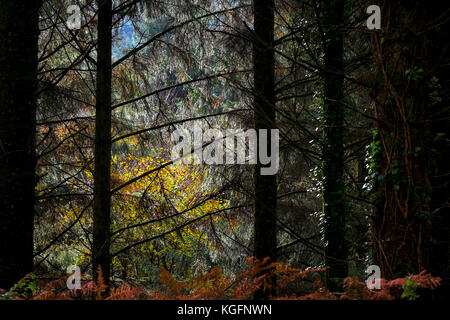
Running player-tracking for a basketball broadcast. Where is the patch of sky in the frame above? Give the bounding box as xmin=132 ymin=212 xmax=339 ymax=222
xmin=112 ymin=18 xmax=136 ymax=60
xmin=112 ymin=16 xmax=175 ymax=61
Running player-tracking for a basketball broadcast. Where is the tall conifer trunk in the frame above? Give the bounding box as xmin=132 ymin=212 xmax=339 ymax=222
xmin=371 ymin=2 xmax=449 ymax=294
xmin=0 ymin=0 xmax=42 ymax=290
xmin=253 ymin=0 xmax=277 ymax=299
xmin=319 ymin=0 xmax=348 ymax=290
xmin=93 ymin=0 xmax=112 ymax=290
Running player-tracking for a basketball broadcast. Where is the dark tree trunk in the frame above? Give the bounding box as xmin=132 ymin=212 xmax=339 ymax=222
xmin=93 ymin=0 xmax=112 ymax=290
xmin=428 ymin=10 xmax=450 ymax=297
xmin=319 ymin=0 xmax=348 ymax=291
xmin=370 ymin=1 xmax=449 ymax=287
xmin=422 ymin=1 xmax=450 ymax=301
xmin=0 ymin=1 xmax=41 ymax=290
xmin=252 ymin=0 xmax=277 ymax=299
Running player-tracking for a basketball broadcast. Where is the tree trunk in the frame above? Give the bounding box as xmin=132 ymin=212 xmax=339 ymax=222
xmin=370 ymin=1 xmax=449 ymax=283
xmin=253 ymin=0 xmax=277 ymax=299
xmin=0 ymin=0 xmax=41 ymax=290
xmin=93 ymin=0 xmax=112 ymax=290
xmin=428 ymin=4 xmax=450 ymax=297
xmin=319 ymin=0 xmax=348 ymax=291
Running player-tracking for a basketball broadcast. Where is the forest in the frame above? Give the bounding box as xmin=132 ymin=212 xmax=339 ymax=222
xmin=0 ymin=0 xmax=448 ymax=303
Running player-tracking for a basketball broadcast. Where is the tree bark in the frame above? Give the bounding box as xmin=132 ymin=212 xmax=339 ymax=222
xmin=319 ymin=0 xmax=348 ymax=291
xmin=428 ymin=3 xmax=450 ymax=297
xmin=253 ymin=0 xmax=277 ymax=299
xmin=370 ymin=1 xmax=449 ymax=286
xmin=93 ymin=0 xmax=112 ymax=290
xmin=0 ymin=0 xmax=41 ymax=290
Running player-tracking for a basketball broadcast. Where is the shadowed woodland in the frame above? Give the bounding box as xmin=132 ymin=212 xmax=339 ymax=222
xmin=0 ymin=0 xmax=448 ymax=300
